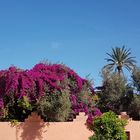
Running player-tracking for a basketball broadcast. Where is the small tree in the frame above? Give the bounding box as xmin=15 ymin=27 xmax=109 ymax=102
xmin=97 ymin=69 xmax=130 ymax=114
xmin=89 ymin=111 xmax=127 ymax=140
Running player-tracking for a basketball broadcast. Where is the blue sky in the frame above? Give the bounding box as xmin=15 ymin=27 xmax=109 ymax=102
xmin=0 ymin=0 xmax=140 ymax=86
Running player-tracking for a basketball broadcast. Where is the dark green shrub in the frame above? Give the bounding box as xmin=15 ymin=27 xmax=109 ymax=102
xmin=128 ymin=94 xmax=140 ymax=120
xmin=89 ymin=111 xmax=127 ymax=140
xmin=132 ymin=67 xmax=140 ymax=92
xmin=97 ymin=70 xmax=130 ymax=114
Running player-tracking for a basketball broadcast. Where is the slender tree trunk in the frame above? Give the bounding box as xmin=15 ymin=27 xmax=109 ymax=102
xmin=117 ymin=66 xmax=122 ymax=76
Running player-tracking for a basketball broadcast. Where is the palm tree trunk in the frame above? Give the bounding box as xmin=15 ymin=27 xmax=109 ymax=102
xmin=117 ymin=66 xmax=122 ymax=76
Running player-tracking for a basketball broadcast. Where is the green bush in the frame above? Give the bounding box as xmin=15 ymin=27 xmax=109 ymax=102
xmin=37 ymin=89 xmax=72 ymax=122
xmin=89 ymin=111 xmax=127 ymax=140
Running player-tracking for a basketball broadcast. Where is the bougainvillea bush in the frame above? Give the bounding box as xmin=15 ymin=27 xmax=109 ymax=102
xmin=0 ymin=63 xmax=101 ymax=123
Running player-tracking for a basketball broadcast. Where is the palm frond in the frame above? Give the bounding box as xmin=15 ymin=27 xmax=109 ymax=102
xmin=103 ymin=63 xmax=115 ymax=72
xmin=104 ymin=46 xmax=136 ymax=75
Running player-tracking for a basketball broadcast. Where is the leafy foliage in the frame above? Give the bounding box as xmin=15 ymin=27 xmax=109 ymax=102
xmin=96 ymin=67 xmax=140 ymax=120
xmin=89 ymin=111 xmax=127 ymax=140
xmin=132 ymin=67 xmax=140 ymax=93
xmin=37 ymin=89 xmax=72 ymax=122
xmin=128 ymin=94 xmax=140 ymax=120
xmin=97 ymin=70 xmax=130 ymax=114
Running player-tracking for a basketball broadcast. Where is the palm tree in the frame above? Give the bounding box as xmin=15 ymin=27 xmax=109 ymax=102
xmin=103 ymin=46 xmax=136 ymax=75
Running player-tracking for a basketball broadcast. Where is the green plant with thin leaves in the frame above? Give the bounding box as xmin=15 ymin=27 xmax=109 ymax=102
xmin=37 ymin=89 xmax=72 ymax=122
xmin=103 ymin=46 xmax=136 ymax=75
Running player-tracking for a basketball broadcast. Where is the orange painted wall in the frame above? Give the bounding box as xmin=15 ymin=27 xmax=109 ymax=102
xmin=125 ymin=121 xmax=140 ymax=140
xmin=0 ymin=112 xmax=139 ymax=140
xmin=0 ymin=113 xmax=93 ymax=140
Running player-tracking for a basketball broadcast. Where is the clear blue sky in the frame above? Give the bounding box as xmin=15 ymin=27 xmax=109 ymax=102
xmin=0 ymin=0 xmax=140 ymax=86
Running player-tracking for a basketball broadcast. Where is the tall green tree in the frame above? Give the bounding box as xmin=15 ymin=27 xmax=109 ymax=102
xmin=104 ymin=46 xmax=136 ymax=75
xmin=96 ymin=70 xmax=131 ymax=114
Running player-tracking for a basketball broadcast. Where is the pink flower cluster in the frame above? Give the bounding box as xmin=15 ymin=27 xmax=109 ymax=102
xmin=0 ymin=63 xmax=101 ymax=123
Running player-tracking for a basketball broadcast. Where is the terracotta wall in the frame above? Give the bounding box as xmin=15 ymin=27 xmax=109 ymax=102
xmin=125 ymin=121 xmax=140 ymax=140
xmin=0 ymin=113 xmax=93 ymax=140
xmin=0 ymin=112 xmax=139 ymax=140
xmin=119 ymin=112 xmax=140 ymax=140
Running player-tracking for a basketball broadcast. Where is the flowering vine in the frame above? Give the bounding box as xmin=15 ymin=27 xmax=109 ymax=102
xmin=0 ymin=63 xmax=101 ymax=123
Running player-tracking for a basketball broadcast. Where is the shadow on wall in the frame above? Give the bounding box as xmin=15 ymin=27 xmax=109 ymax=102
xmin=16 ymin=113 xmax=48 ymax=140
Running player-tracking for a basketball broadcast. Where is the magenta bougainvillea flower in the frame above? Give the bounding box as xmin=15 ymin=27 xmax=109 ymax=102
xmin=0 ymin=63 xmax=101 ymax=124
